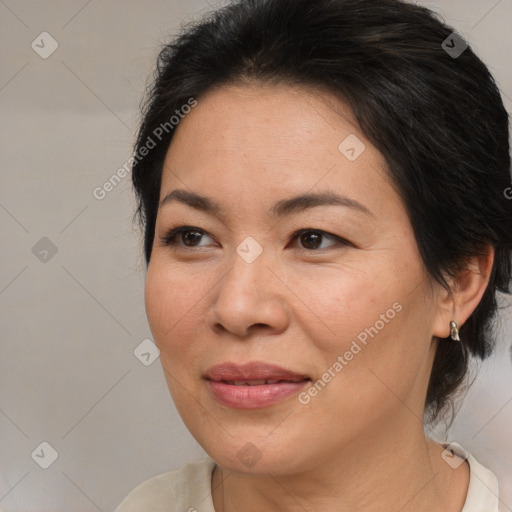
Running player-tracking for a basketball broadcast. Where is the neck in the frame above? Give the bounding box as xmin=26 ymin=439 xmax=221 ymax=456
xmin=211 ymin=420 xmax=469 ymax=512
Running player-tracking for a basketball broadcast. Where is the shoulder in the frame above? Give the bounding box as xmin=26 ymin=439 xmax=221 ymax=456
xmin=115 ymin=457 xmax=216 ymax=512
xmin=443 ymin=442 xmax=500 ymax=512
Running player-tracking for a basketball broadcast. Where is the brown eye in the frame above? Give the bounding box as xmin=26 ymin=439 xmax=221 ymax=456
xmin=290 ymin=229 xmax=351 ymax=251
xmin=181 ymin=230 xmax=203 ymax=246
xmin=159 ymin=226 xmax=351 ymax=252
xmin=299 ymin=231 xmax=323 ymax=249
xmin=160 ymin=226 xmax=215 ymax=248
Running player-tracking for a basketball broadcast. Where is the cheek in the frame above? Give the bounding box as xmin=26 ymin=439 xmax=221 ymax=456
xmin=289 ymin=258 xmax=431 ymax=396
xmin=144 ymin=261 xmax=201 ymax=355
xmin=144 ymin=263 xmax=206 ymax=409
xmin=283 ymin=262 xmax=388 ymax=353
xmin=145 ymin=265 xmax=169 ymax=340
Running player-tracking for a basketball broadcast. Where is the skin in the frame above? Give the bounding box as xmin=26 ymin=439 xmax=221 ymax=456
xmin=144 ymin=83 xmax=494 ymax=511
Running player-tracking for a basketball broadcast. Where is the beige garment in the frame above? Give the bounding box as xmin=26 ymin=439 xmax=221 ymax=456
xmin=115 ymin=443 xmax=499 ymax=512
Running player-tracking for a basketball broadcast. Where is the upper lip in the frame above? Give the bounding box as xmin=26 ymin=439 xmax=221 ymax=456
xmin=205 ymin=362 xmax=310 ymax=382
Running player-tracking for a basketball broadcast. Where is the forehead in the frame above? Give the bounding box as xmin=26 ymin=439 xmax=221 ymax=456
xmin=159 ymin=83 xmax=393 ymax=219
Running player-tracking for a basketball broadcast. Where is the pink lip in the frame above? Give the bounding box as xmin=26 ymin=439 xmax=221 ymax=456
xmin=205 ymin=361 xmax=309 ymax=381
xmin=205 ymin=361 xmax=310 ymax=409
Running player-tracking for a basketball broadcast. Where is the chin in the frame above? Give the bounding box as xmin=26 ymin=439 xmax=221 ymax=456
xmin=198 ymin=428 xmax=312 ymax=476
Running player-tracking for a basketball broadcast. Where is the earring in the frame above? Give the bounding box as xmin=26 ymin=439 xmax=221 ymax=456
xmin=450 ymin=321 xmax=460 ymax=341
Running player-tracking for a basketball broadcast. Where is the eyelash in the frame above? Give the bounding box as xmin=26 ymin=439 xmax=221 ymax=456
xmin=159 ymin=226 xmax=352 ymax=252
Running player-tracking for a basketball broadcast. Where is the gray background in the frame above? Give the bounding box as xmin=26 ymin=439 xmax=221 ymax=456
xmin=1 ymin=0 xmax=511 ymax=510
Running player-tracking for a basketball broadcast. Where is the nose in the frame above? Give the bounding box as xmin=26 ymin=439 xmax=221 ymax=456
xmin=205 ymin=246 xmax=290 ymax=338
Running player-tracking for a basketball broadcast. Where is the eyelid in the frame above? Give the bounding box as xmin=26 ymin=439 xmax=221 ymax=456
xmin=290 ymin=228 xmax=353 ymax=249
xmin=159 ymin=226 xmax=216 ymax=247
xmin=159 ymin=225 xmax=354 ymax=251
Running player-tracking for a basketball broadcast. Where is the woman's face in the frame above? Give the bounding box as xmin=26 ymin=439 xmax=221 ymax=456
xmin=145 ymin=83 xmax=448 ymax=475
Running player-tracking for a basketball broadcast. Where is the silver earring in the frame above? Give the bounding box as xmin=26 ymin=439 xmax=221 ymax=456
xmin=450 ymin=321 xmax=460 ymax=341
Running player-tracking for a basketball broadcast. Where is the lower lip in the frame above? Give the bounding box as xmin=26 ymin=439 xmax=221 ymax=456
xmin=207 ymin=380 xmax=310 ymax=409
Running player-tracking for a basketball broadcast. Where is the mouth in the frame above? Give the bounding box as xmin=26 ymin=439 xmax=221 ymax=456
xmin=204 ymin=361 xmax=310 ymax=382
xmin=204 ymin=362 xmax=312 ymax=409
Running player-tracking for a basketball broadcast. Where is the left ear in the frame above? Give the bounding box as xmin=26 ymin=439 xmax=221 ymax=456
xmin=431 ymin=245 xmax=495 ymax=339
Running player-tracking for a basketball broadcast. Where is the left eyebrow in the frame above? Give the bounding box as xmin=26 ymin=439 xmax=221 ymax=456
xmin=271 ymin=191 xmax=373 ymax=218
xmin=159 ymin=189 xmax=373 ymax=218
